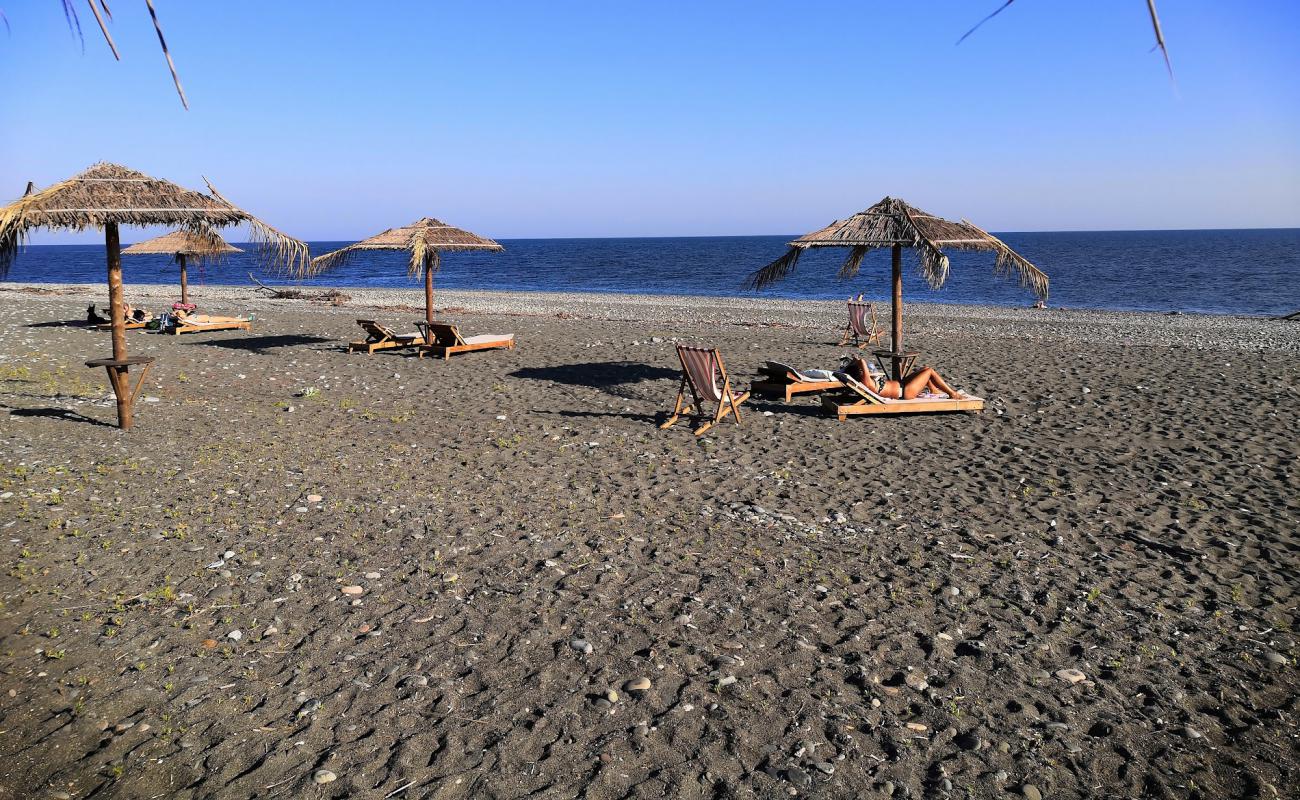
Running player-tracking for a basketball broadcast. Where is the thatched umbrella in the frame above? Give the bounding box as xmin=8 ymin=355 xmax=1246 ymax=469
xmin=0 ymin=162 xmax=308 ymax=430
xmin=311 ymin=218 xmax=504 ymax=325
xmin=123 ymin=229 xmax=243 ymax=306
xmin=747 ymin=196 xmax=1049 ymax=380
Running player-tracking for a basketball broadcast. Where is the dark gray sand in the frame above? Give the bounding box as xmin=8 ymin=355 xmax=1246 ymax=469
xmin=1 ymin=283 xmax=1297 ymax=799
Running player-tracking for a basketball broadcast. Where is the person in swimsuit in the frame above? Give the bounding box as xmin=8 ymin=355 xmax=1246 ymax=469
xmin=847 ymin=356 xmax=966 ymax=400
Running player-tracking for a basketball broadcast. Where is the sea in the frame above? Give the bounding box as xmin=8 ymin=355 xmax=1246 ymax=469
xmin=5 ymin=228 xmax=1298 ymax=317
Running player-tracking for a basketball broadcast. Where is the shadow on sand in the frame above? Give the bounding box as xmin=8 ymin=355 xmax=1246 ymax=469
xmin=6 ymin=405 xmax=118 ymax=429
xmin=512 ymin=361 xmax=677 ymax=388
xmin=183 ymin=334 xmax=335 ymax=354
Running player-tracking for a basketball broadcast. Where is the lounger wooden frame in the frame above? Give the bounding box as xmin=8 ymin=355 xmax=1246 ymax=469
xmin=415 ymin=322 xmax=515 ymax=360
xmin=751 ymin=362 xmax=843 ymax=402
xmin=93 ymin=320 xmax=149 ymax=331
xmin=661 ymin=345 xmax=750 ymax=436
xmin=839 ymin=299 xmax=886 ymax=348
xmin=822 ymin=372 xmax=984 ymax=421
xmin=167 ymin=318 xmax=252 ymax=336
xmin=348 ymin=319 xmax=425 ymax=354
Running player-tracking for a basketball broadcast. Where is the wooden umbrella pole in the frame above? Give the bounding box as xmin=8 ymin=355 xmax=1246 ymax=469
xmin=424 ymin=254 xmax=434 ymax=325
xmin=105 ymin=222 xmax=133 ymax=429
xmin=890 ymin=243 xmax=903 ymax=381
xmin=178 ymin=252 xmax=189 ymax=305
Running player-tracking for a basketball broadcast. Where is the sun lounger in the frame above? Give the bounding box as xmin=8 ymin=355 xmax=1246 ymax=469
xmin=822 ymin=371 xmax=984 ymax=420
xmin=348 ymin=319 xmax=426 ymax=354
xmin=752 ymin=361 xmax=844 ymax=402
xmin=661 ymin=344 xmax=750 ymax=435
xmin=415 ymin=322 xmax=515 ymax=360
xmin=165 ymin=312 xmax=252 ymax=335
xmin=839 ymin=299 xmax=886 ymax=348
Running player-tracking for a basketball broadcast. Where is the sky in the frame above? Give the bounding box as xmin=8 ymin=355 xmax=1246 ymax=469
xmin=1 ymin=0 xmax=1298 ymax=243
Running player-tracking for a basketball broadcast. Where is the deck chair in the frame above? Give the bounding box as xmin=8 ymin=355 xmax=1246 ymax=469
xmin=415 ymin=322 xmax=515 ymax=360
xmin=752 ymin=361 xmax=844 ymax=402
xmin=348 ymin=319 xmax=425 ymax=354
xmin=660 ymin=345 xmax=750 ymax=435
xmin=839 ymin=298 xmax=886 ymax=348
xmin=822 ymin=371 xmax=984 ymax=421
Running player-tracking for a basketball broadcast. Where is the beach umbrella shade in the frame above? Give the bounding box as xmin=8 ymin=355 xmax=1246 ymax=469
xmin=0 ymin=162 xmax=308 ymax=430
xmin=123 ymin=228 xmax=243 ymax=306
xmin=746 ymin=196 xmax=1049 ymax=380
xmin=310 ymin=218 xmax=504 ymax=325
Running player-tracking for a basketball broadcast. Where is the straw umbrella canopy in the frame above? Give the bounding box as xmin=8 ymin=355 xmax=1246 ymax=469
xmin=311 ymin=218 xmax=504 ymax=325
xmin=123 ymin=229 xmax=243 ymax=306
xmin=0 ymin=162 xmax=308 ymax=429
xmin=747 ymin=196 xmax=1049 ymax=380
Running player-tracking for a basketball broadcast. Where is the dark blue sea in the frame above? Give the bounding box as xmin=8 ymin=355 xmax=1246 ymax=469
xmin=5 ymin=229 xmax=1298 ymax=316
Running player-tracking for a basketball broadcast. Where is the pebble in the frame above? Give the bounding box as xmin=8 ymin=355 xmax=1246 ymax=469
xmin=364 ymin=571 xmax=381 ymax=580
xmin=313 ymin=769 xmax=337 ymax=784
xmin=223 ymin=550 xmax=235 ymax=559
xmin=341 ymin=585 xmax=364 ymax=596
xmin=1265 ymin=651 xmax=1288 ymax=666
xmin=1055 ymin=668 xmax=1087 ymax=684
xmin=814 ymin=761 xmax=835 ymax=775
xmin=717 ymin=675 xmax=737 ymax=687
xmin=1022 ymin=785 xmax=1043 ymax=800
xmin=905 ymin=722 xmax=928 ymax=732
xmin=626 ymin=677 xmax=652 ymax=692
xmin=307 ymin=494 xmax=323 ymax=503
xmin=1184 ymin=726 xmax=1203 ymax=739
xmin=605 ymin=689 xmax=619 ymax=703
xmin=227 ymin=630 xmax=242 ymax=641
xmin=786 ymin=767 xmax=811 ymax=788
xmin=570 ymin=638 xmax=593 ymax=655
xmin=905 ymin=671 xmax=929 ymax=691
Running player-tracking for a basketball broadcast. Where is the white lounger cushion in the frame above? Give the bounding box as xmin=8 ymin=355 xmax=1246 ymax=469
xmin=461 ymin=334 xmax=514 ymax=345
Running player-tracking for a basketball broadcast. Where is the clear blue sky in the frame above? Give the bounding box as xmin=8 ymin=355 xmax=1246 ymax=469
xmin=2 ymin=1 xmax=1297 ymax=243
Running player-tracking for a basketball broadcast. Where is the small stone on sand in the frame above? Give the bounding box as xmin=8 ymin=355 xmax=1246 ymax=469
xmin=1055 ymin=668 xmax=1086 ymax=684
xmin=341 ymin=585 xmax=364 ymax=596
xmin=626 ymin=677 xmax=652 ymax=692
xmin=313 ymin=769 xmax=337 ymax=784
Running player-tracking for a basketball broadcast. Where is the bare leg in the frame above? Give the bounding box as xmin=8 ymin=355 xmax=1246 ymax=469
xmin=901 ymin=367 xmax=964 ymax=400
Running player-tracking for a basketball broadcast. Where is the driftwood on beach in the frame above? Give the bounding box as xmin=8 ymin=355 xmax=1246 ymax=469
xmin=249 ymin=273 xmax=350 ymax=305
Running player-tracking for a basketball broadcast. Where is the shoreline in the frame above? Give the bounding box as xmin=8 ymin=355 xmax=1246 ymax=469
xmin=4 ymin=281 xmax=1298 ymax=354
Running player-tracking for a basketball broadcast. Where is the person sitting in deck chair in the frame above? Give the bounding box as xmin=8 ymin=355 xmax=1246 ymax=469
xmin=845 ymin=355 xmax=967 ymax=401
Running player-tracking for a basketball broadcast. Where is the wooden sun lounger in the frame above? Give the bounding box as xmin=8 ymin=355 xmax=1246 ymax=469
xmin=661 ymin=344 xmax=750 ymax=435
xmin=348 ymin=319 xmax=426 ymax=354
xmin=167 ymin=315 xmax=252 ymax=335
xmin=751 ymin=361 xmax=844 ymax=402
xmin=416 ymin=322 xmax=515 ymax=360
xmin=822 ymin=371 xmax=984 ymax=420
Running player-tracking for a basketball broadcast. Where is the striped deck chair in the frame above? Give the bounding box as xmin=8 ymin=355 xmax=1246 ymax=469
xmin=660 ymin=345 xmax=750 ymax=435
xmin=839 ymin=298 xmax=886 ymax=348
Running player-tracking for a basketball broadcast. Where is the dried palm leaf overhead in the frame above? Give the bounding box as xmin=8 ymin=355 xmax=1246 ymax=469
xmin=746 ymin=196 xmax=1049 ymax=301
xmin=311 ymin=217 xmax=504 ymax=325
xmin=122 ymin=229 xmax=242 ymax=262
xmin=0 ymin=162 xmax=307 ymax=277
xmin=310 ymin=217 xmax=504 ymax=278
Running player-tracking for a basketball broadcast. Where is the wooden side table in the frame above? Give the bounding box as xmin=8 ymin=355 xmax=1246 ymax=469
xmin=872 ymin=350 xmax=919 ymax=381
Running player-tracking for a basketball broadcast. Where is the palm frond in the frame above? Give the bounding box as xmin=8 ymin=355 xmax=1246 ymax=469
xmin=144 ymin=0 xmax=187 ymax=109
xmin=202 ymin=177 xmax=308 ymax=276
xmin=85 ymin=0 xmax=119 ymax=59
xmin=956 ymin=0 xmax=1014 ymax=45
xmin=745 ymin=247 xmax=802 ymax=290
xmin=837 ymin=245 xmax=870 ymax=280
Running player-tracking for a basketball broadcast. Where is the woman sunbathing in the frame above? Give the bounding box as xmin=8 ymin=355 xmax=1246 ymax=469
xmin=173 ymin=308 xmax=247 ymax=325
xmin=847 ymin=356 xmax=966 ymax=400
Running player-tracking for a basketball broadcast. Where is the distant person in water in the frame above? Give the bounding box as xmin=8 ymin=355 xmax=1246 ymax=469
xmin=846 ymin=356 xmax=966 ymax=400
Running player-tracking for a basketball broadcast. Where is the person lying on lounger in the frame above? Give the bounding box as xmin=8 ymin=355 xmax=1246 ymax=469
xmin=846 ymin=356 xmax=967 ymax=400
xmin=123 ymin=302 xmax=151 ymax=323
xmin=172 ymin=308 xmax=247 ymax=325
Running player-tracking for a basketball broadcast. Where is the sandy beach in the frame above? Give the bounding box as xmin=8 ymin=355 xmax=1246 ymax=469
xmin=0 ymin=282 xmax=1297 ymax=799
